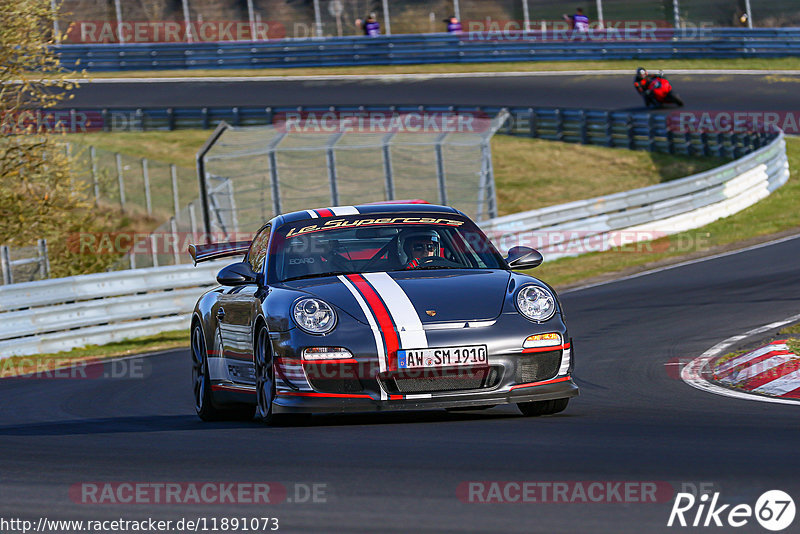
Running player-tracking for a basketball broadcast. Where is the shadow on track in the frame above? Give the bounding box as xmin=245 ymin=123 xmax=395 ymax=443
xmin=0 ymin=409 xmax=579 ymax=435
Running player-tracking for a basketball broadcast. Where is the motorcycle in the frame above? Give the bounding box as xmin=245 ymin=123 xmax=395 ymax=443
xmin=635 ymin=71 xmax=684 ymax=108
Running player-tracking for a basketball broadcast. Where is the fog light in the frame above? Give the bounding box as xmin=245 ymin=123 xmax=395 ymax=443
xmin=523 ymin=333 xmax=562 ymax=349
xmin=302 ymin=347 xmax=354 ymax=361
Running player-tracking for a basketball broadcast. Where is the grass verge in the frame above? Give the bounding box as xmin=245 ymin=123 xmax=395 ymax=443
xmin=525 ymin=136 xmax=800 ymax=288
xmin=0 ymin=330 xmax=188 ymax=377
xmin=61 ymin=58 xmax=800 ymax=79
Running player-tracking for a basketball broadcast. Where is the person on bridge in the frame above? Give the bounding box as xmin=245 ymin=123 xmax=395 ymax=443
xmin=445 ymin=16 xmax=462 ymax=34
xmin=563 ymin=7 xmax=590 ymax=33
xmin=358 ymin=13 xmax=381 ymax=37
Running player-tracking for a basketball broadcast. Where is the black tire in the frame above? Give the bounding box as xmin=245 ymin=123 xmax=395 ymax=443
xmin=192 ymin=323 xmax=228 ymax=421
xmin=517 ymin=398 xmax=569 ymax=417
xmin=254 ymin=324 xmax=311 ymax=426
xmin=668 ymin=92 xmax=684 ymax=106
xmin=254 ymin=324 xmax=277 ymax=424
xmin=192 ymin=323 xmax=255 ymax=422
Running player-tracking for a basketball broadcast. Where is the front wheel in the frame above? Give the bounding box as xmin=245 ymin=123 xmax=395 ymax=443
xmin=254 ymin=324 xmax=277 ymax=423
xmin=517 ymin=398 xmax=569 ymax=417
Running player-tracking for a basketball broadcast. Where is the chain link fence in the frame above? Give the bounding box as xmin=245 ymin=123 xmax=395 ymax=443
xmin=195 ymin=110 xmax=509 ymax=245
xmin=66 ymin=143 xmax=197 ymax=221
xmin=55 ymin=0 xmax=800 ymax=43
xmin=0 ymin=242 xmax=50 ymax=286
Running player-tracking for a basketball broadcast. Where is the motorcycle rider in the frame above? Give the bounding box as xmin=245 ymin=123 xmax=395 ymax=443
xmin=634 ymin=67 xmax=658 ymax=107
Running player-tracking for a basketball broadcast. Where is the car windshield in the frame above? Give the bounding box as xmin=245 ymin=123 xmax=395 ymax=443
xmin=271 ymin=213 xmax=506 ymax=282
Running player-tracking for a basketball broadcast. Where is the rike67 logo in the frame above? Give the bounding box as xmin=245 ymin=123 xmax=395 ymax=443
xmin=668 ymin=490 xmax=795 ymax=531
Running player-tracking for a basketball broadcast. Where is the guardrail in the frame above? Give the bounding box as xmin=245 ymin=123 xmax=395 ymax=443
xmin=480 ymin=132 xmax=790 ymax=260
xmin=56 ymin=29 xmax=800 ymax=71
xmin=68 ymin=105 xmax=773 ymax=159
xmin=0 ymin=261 xmax=229 ymax=359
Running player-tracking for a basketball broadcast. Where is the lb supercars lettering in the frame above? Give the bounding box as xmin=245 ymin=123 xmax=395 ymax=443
xmin=285 ymin=217 xmax=465 ymax=238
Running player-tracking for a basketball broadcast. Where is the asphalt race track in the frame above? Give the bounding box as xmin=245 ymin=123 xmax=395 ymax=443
xmin=64 ymin=73 xmax=800 ymax=111
xmin=3 ymin=72 xmax=800 ymax=533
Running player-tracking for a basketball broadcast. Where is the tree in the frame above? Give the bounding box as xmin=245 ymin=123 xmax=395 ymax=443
xmin=0 ymin=0 xmax=88 ymax=249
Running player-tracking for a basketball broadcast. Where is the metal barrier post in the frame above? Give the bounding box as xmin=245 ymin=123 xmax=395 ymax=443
xmin=37 ymin=239 xmax=50 ymax=279
xmin=189 ymin=202 xmax=199 ymax=242
xmin=142 ymin=158 xmax=152 ymax=215
xmin=170 ymin=164 xmax=180 ymax=220
xmin=1 ymin=246 xmax=12 ymax=285
xmin=382 ymin=132 xmax=396 ymax=200
xmin=326 ymin=132 xmax=344 ymax=206
xmin=170 ymin=217 xmax=180 ymax=265
xmin=116 ymin=153 xmax=126 ymax=210
xmin=90 ymin=146 xmax=99 ymax=204
xmin=434 ymin=132 xmax=448 ymax=205
xmin=150 ymin=234 xmax=159 ymax=267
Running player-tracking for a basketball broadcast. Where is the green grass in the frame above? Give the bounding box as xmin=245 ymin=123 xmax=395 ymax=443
xmin=61 ymin=57 xmax=800 ymax=79
xmin=492 ymin=136 xmax=725 ymax=214
xmin=789 ymin=339 xmax=800 ymax=355
xmin=66 ymin=130 xmax=727 ymax=217
xmin=525 ymin=136 xmax=800 ymax=287
xmin=0 ymin=330 xmax=188 ymax=377
xmin=780 ymin=323 xmax=800 ymax=335
xmin=70 ymin=130 xmax=209 ymax=170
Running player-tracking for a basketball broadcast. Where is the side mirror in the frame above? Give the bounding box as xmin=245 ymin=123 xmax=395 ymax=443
xmin=505 ymin=246 xmax=543 ymax=270
xmin=216 ymin=262 xmax=258 ymax=286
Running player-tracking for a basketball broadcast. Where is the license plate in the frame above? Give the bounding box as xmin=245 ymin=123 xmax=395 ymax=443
xmin=397 ymin=345 xmax=488 ymax=369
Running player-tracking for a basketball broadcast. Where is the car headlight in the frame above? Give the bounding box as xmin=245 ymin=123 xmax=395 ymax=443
xmin=293 ymin=298 xmax=337 ymax=334
xmin=516 ymin=285 xmax=556 ymax=322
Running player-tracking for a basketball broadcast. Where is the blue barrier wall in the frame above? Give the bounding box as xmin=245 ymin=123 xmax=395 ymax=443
xmin=56 ymin=28 xmax=800 ymax=71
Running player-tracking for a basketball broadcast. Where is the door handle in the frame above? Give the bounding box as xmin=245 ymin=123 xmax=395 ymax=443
xmin=217 ymin=307 xmax=226 ymax=319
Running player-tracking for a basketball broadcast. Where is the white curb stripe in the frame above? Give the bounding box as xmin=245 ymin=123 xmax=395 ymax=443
xmin=681 ymin=313 xmax=800 ymax=406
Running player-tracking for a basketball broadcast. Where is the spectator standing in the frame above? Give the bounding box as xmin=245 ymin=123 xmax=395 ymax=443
xmin=445 ymin=16 xmax=462 ymax=34
xmin=359 ymin=12 xmax=381 ymax=37
xmin=563 ymin=7 xmax=590 ymax=33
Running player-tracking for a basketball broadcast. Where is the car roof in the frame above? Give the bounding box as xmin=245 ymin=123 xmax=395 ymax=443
xmin=274 ymin=203 xmax=463 ymax=227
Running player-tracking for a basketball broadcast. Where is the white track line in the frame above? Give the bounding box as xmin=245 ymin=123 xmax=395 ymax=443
xmin=681 ymin=313 xmax=800 ymax=406
xmin=54 ymin=69 xmax=800 ymax=84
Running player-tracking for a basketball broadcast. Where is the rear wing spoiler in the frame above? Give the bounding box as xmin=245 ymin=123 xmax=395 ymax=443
xmin=188 ymin=241 xmax=251 ymax=265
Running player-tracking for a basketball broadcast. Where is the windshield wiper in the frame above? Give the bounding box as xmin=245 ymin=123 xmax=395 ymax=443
xmin=283 ymin=270 xmax=356 ymax=282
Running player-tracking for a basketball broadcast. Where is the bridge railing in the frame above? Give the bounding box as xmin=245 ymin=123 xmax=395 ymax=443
xmin=56 ymin=29 xmax=800 ymax=71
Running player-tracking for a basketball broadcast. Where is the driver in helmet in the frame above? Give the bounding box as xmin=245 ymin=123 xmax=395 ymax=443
xmin=399 ymin=229 xmax=440 ymax=269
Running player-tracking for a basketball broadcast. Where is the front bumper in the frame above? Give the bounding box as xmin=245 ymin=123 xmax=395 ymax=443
xmin=272 ymin=375 xmax=578 ymax=413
